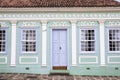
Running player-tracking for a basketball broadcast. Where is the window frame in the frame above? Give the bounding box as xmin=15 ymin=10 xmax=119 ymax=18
xmin=20 ymin=28 xmax=38 ymax=54
xmin=79 ymin=27 xmax=97 ymax=54
xmin=107 ymin=27 xmax=120 ymax=53
xmin=0 ymin=28 xmax=7 ymax=54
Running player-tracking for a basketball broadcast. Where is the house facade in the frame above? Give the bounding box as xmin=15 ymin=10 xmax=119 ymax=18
xmin=0 ymin=0 xmax=120 ymax=76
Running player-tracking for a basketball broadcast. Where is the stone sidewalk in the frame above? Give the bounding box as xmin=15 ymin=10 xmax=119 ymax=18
xmin=0 ymin=73 xmax=120 ymax=80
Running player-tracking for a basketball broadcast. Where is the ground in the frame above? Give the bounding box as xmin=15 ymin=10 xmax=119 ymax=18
xmin=0 ymin=73 xmax=120 ymax=80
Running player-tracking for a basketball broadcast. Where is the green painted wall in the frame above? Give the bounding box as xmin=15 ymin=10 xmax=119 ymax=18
xmin=0 ymin=12 xmax=120 ymax=76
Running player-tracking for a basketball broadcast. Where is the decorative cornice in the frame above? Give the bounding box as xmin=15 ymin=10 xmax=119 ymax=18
xmin=105 ymin=20 xmax=120 ymax=27
xmin=0 ymin=12 xmax=119 ymax=20
xmin=47 ymin=21 xmax=71 ymax=27
xmin=17 ymin=21 xmax=41 ymax=27
xmin=0 ymin=21 xmax=11 ymax=27
xmin=77 ymin=21 xmax=99 ymax=27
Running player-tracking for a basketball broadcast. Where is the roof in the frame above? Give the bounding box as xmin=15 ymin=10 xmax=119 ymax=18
xmin=0 ymin=0 xmax=120 ymax=8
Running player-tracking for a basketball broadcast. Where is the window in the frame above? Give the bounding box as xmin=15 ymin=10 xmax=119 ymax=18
xmin=21 ymin=29 xmax=37 ymax=53
xmin=0 ymin=29 xmax=6 ymax=53
xmin=108 ymin=29 xmax=120 ymax=52
xmin=80 ymin=29 xmax=96 ymax=53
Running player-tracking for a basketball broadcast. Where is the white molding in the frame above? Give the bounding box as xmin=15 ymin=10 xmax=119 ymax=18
xmin=105 ymin=20 xmax=120 ymax=27
xmin=19 ymin=56 xmax=38 ymax=64
xmin=48 ymin=21 xmax=71 ymax=27
xmin=99 ymin=20 xmax=106 ymax=66
xmin=10 ymin=21 xmax=17 ymax=66
xmin=0 ymin=21 xmax=10 ymax=27
xmin=0 ymin=13 xmax=120 ymax=21
xmin=108 ymin=56 xmax=120 ymax=64
xmin=0 ymin=56 xmax=7 ymax=64
xmin=42 ymin=21 xmax=47 ymax=66
xmin=77 ymin=21 xmax=99 ymax=27
xmin=71 ymin=20 xmax=77 ymax=66
xmin=0 ymin=18 xmax=120 ymax=21
xmin=79 ymin=56 xmax=98 ymax=64
xmin=17 ymin=21 xmax=41 ymax=28
xmin=0 ymin=7 xmax=120 ymax=12
xmin=49 ymin=26 xmax=70 ymax=29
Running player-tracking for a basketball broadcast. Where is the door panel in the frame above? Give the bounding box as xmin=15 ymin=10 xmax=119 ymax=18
xmin=52 ymin=29 xmax=68 ymax=69
xmin=60 ymin=30 xmax=67 ymax=42
xmin=53 ymin=53 xmax=60 ymax=66
xmin=52 ymin=43 xmax=60 ymax=53
xmin=60 ymin=42 xmax=67 ymax=54
xmin=60 ymin=53 xmax=66 ymax=66
xmin=52 ymin=30 xmax=60 ymax=42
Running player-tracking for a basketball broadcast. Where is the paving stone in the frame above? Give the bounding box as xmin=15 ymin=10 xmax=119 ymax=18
xmin=86 ymin=76 xmax=95 ymax=80
xmin=59 ymin=76 xmax=65 ymax=80
xmin=80 ymin=76 xmax=89 ymax=80
xmin=41 ymin=75 xmax=49 ymax=80
xmin=75 ymin=77 xmax=82 ymax=80
xmin=48 ymin=75 xmax=53 ymax=80
xmin=92 ymin=76 xmax=102 ymax=80
xmin=53 ymin=75 xmax=60 ymax=80
xmin=26 ymin=74 xmax=37 ymax=78
xmin=37 ymin=74 xmax=42 ymax=80
xmin=102 ymin=76 xmax=110 ymax=80
xmin=66 ymin=75 xmax=74 ymax=80
xmin=0 ymin=79 xmax=7 ymax=80
xmin=114 ymin=76 xmax=120 ymax=79
xmin=0 ymin=73 xmax=120 ymax=80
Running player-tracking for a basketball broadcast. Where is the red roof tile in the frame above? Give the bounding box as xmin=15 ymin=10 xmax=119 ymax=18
xmin=0 ymin=0 xmax=120 ymax=7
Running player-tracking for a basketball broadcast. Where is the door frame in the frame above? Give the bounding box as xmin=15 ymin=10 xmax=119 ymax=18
xmin=50 ymin=28 xmax=69 ymax=70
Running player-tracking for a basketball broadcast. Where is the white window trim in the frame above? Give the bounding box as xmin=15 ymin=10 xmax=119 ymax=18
xmin=107 ymin=27 xmax=120 ymax=53
xmin=20 ymin=28 xmax=38 ymax=54
xmin=79 ymin=28 xmax=97 ymax=54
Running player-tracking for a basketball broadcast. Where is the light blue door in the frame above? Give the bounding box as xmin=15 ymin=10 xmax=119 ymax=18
xmin=52 ymin=29 xmax=68 ymax=67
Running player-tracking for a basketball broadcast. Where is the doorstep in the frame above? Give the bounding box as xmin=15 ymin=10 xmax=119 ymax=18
xmin=49 ymin=70 xmax=70 ymax=75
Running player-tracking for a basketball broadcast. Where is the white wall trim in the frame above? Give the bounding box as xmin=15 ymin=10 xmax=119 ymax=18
xmin=71 ymin=20 xmax=77 ymax=66
xmin=42 ymin=21 xmax=47 ymax=66
xmin=108 ymin=56 xmax=120 ymax=64
xmin=10 ymin=21 xmax=16 ymax=66
xmin=79 ymin=56 xmax=98 ymax=64
xmin=0 ymin=56 xmax=7 ymax=64
xmin=19 ymin=56 xmax=38 ymax=64
xmin=99 ymin=20 xmax=106 ymax=66
xmin=49 ymin=26 xmax=70 ymax=29
xmin=0 ymin=7 xmax=120 ymax=12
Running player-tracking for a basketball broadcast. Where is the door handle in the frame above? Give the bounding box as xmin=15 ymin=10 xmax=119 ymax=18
xmin=59 ymin=46 xmax=62 ymax=50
